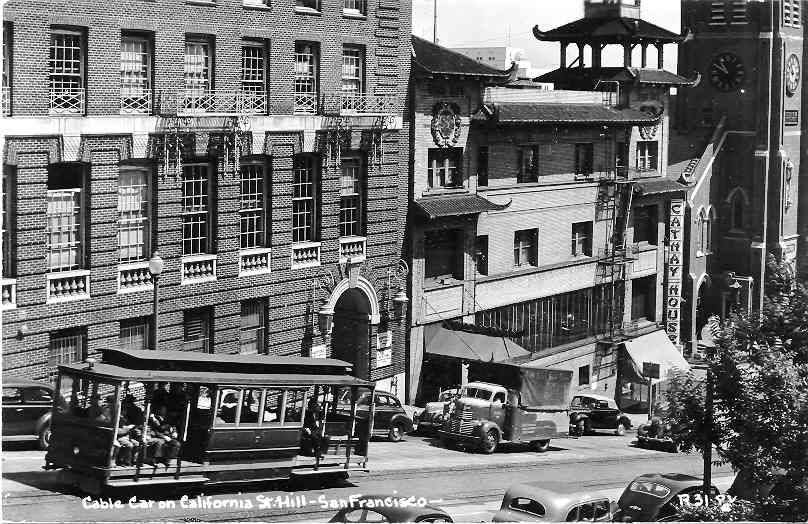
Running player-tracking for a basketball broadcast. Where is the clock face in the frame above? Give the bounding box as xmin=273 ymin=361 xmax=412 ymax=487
xmin=709 ymin=53 xmax=746 ymax=92
xmin=786 ymin=54 xmax=801 ymax=96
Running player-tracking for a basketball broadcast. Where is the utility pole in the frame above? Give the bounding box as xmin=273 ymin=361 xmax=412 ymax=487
xmin=703 ymin=346 xmax=715 ymax=493
xmin=433 ymin=0 xmax=438 ymax=44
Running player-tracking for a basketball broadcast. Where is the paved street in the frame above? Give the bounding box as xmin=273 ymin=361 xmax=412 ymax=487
xmin=2 ymin=433 xmax=734 ymax=522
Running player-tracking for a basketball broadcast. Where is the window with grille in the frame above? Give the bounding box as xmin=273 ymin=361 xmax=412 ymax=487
xmin=292 ymin=155 xmax=317 ymax=243
xmin=344 ymin=0 xmax=367 ymax=14
xmin=636 ymin=141 xmax=658 ymax=172
xmin=571 ymin=221 xmax=593 ymax=257
xmin=120 ymin=35 xmax=151 ymax=101
xmin=294 ymin=42 xmax=318 ymax=113
xmin=118 ymin=168 xmax=150 ymax=262
xmin=240 ymin=300 xmax=266 ymax=354
xmin=427 ymin=148 xmax=462 ymax=189
xmin=296 ymin=0 xmax=320 ymax=9
xmin=185 ymin=39 xmax=211 ymax=96
xmin=240 ymin=162 xmax=266 ymax=249
xmin=710 ymin=1 xmax=748 ymax=25
xmin=518 ymin=146 xmax=539 ymax=183
xmin=46 ymin=165 xmax=84 ymax=272
xmin=241 ymin=43 xmax=265 ymax=92
xmin=48 ymin=329 xmax=86 ymax=381
xmin=784 ymin=0 xmax=801 ymax=26
xmin=730 ymin=0 xmax=748 ymax=24
xmin=574 ymin=143 xmax=594 ymax=177
xmin=341 ymin=46 xmax=364 ymax=95
xmin=120 ymin=317 xmax=150 ymax=351
xmin=49 ymin=30 xmax=83 ymax=92
xmin=184 ymin=308 xmax=212 ymax=352
xmin=514 ymin=229 xmax=538 ymax=267
xmin=182 ymin=164 xmax=211 ymax=256
xmin=340 ymin=156 xmax=364 ymax=237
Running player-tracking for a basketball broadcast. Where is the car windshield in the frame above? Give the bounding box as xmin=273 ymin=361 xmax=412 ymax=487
xmin=438 ymin=390 xmax=455 ymax=402
xmin=629 ymin=480 xmax=672 ymax=498
xmin=461 ymin=387 xmax=493 ymax=401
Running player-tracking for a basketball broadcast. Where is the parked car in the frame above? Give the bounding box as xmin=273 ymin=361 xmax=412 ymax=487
xmin=328 ymin=494 xmax=453 ymax=522
xmin=569 ymin=394 xmax=632 ymax=436
xmin=2 ymin=376 xmax=54 ymax=450
xmin=636 ymin=417 xmax=679 ymax=452
xmin=337 ymin=390 xmax=415 ymax=442
xmin=416 ymin=388 xmax=458 ymax=434
xmin=613 ymin=473 xmax=718 ymax=522
xmin=493 ymin=483 xmax=612 ymax=522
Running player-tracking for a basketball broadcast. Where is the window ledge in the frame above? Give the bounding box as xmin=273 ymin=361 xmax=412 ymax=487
xmin=475 ymin=256 xmax=598 ymax=284
xmin=239 ymin=247 xmax=272 ymax=276
xmin=423 ymin=278 xmax=464 ymax=291
xmin=186 ymin=0 xmax=216 ymax=5
xmin=291 ymin=242 xmax=322 ymax=269
xmin=181 ymin=254 xmax=217 ymax=285
xmin=294 ymin=6 xmax=322 ymax=15
xmin=242 ymin=1 xmax=271 ymax=9
xmin=342 ymin=9 xmax=367 ymax=19
xmin=422 ymin=187 xmax=468 ymax=197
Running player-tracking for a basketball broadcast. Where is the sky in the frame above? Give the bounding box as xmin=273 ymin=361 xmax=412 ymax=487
xmin=411 ymin=0 xmax=682 ymax=73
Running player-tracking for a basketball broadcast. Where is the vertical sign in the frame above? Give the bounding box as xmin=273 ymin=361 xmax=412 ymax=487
xmin=666 ymin=200 xmax=685 ymax=347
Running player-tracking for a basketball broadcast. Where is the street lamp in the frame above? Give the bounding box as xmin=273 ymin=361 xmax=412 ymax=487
xmin=148 ymin=251 xmax=164 ymax=351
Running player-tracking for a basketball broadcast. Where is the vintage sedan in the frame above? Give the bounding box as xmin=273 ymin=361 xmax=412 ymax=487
xmin=337 ymin=390 xmax=415 ymax=442
xmin=2 ymin=376 xmax=54 ymax=449
xmin=569 ymin=394 xmax=632 ymax=436
xmin=613 ymin=473 xmax=719 ymax=522
xmin=492 ymin=483 xmax=612 ymax=522
xmin=416 ymin=388 xmax=458 ymax=433
xmin=329 ymin=495 xmax=453 ymax=523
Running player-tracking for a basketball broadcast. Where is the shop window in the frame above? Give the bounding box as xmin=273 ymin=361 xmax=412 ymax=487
xmin=571 ymin=221 xmax=593 ymax=257
xmin=513 ymin=229 xmax=538 ymax=267
xmin=425 ymin=229 xmax=464 ymax=281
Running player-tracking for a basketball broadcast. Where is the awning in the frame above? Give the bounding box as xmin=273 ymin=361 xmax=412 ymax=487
xmin=621 ymin=329 xmax=690 ymax=384
xmin=633 ymin=177 xmax=687 ymax=196
xmin=424 ymin=324 xmax=531 ymax=363
xmin=413 ymin=194 xmax=509 ymax=219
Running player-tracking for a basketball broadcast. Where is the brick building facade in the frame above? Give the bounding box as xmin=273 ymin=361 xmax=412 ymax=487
xmin=1 ymin=0 xmax=412 ymax=397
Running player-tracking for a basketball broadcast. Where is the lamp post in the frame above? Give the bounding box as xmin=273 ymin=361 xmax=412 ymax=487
xmin=148 ymin=252 xmax=164 ymax=351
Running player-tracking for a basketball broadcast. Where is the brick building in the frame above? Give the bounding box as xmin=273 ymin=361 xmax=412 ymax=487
xmin=1 ymin=0 xmax=412 ymax=398
xmin=407 ymin=1 xmax=697 ymax=414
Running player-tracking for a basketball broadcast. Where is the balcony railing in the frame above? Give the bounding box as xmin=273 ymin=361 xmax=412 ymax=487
xmin=46 ymin=270 xmax=90 ymax=303
xmin=293 ymin=93 xmax=319 ymax=115
xmin=2 ymin=86 xmax=10 ymax=116
xmin=339 ymin=236 xmax=366 ymax=263
xmin=174 ymin=90 xmax=268 ymax=116
xmin=1 ymin=278 xmax=16 ymax=309
xmin=239 ymin=247 xmax=272 ymax=276
xmin=120 ymin=91 xmax=153 ymax=115
xmin=181 ymin=254 xmax=217 ymax=284
xmin=337 ymin=92 xmax=400 ymax=115
xmin=49 ymin=88 xmax=85 ymax=115
xmin=291 ymin=242 xmax=321 ymax=269
xmin=118 ymin=261 xmax=154 ymax=293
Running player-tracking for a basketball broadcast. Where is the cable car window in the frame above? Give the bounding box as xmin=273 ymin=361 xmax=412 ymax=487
xmin=261 ymin=389 xmax=283 ymax=425
xmin=284 ymin=389 xmax=306 ymax=424
xmin=239 ymin=389 xmax=261 ymax=424
xmin=215 ymin=389 xmax=239 ymax=425
xmin=197 ymin=386 xmax=212 ymax=410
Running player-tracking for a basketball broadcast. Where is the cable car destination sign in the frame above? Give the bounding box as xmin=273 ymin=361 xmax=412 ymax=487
xmin=666 ymin=199 xmax=684 ymax=347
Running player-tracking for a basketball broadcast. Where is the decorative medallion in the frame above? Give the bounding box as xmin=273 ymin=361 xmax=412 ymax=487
xmin=431 ymin=102 xmax=462 ymax=148
xmin=786 ymin=53 xmax=801 ymax=96
xmin=639 ymin=124 xmax=658 ymax=140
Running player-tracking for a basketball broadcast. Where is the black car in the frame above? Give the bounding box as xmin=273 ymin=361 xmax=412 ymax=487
xmin=614 ymin=473 xmax=718 ymax=522
xmin=569 ymin=394 xmax=631 ymax=436
xmin=329 ymin=495 xmax=453 ymax=523
xmin=2 ymin=377 xmax=54 ymax=449
xmin=337 ymin=390 xmax=414 ymax=442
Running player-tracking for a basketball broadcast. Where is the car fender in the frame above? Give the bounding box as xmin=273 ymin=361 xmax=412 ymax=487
xmin=35 ymin=410 xmax=52 ymax=434
xmin=476 ymin=420 xmax=501 ymax=440
xmin=618 ymin=415 xmax=632 ymax=428
xmin=569 ymin=412 xmax=588 ymax=424
xmin=390 ymin=413 xmax=414 ymax=433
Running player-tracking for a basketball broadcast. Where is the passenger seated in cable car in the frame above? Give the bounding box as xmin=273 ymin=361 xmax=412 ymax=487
xmin=113 ymin=413 xmax=139 ymax=467
xmin=147 ymin=404 xmax=181 ymax=466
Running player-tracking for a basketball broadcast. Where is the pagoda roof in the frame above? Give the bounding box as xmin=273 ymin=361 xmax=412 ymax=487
xmin=411 ymin=35 xmax=514 ymax=80
xmin=472 ymin=102 xmax=660 ymax=126
xmin=535 ymin=67 xmax=701 ymax=88
xmin=533 ymin=17 xmax=682 ymax=44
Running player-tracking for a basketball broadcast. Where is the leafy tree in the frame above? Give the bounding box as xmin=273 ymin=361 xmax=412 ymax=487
xmin=662 ymin=255 xmax=808 ymax=520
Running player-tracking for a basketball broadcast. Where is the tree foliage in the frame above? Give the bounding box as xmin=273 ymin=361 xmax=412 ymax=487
xmin=663 ymin=255 xmax=808 ymax=520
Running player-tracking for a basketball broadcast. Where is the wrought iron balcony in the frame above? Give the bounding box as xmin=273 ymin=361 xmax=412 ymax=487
xmin=293 ymin=92 xmax=319 ymax=115
xmin=49 ymin=88 xmax=85 ymax=115
xmin=120 ymin=91 xmax=153 ymax=115
xmin=46 ymin=270 xmax=90 ymax=303
xmin=291 ymin=242 xmax=321 ymax=269
xmin=181 ymin=254 xmax=217 ymax=284
xmin=336 ymin=92 xmax=400 ymax=115
xmin=1 ymin=278 xmax=16 ymax=309
xmin=239 ymin=247 xmax=272 ymax=276
xmin=1 ymin=87 xmax=10 ymax=116
xmin=339 ymin=236 xmax=366 ymax=263
xmin=173 ymin=90 xmax=268 ymax=116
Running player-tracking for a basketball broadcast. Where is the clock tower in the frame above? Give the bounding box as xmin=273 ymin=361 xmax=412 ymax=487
xmin=677 ymin=0 xmax=803 ymax=313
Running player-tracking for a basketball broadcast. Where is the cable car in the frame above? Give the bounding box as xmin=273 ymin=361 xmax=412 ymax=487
xmin=44 ymin=348 xmax=376 ymax=494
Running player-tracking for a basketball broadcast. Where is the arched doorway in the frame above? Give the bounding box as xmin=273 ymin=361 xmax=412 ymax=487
xmin=331 ymin=288 xmax=372 ymax=379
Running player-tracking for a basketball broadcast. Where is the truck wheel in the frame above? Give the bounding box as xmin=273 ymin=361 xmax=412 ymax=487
xmin=480 ymin=429 xmax=499 ymax=454
xmin=38 ymin=424 xmax=52 ymax=450
xmin=615 ymin=423 xmax=626 ymax=436
xmin=532 ymin=439 xmax=550 ymax=452
xmin=575 ymin=420 xmax=586 ymax=436
xmin=388 ymin=422 xmax=405 ymax=442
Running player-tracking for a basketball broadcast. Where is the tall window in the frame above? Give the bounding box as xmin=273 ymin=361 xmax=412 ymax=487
xmin=633 ymin=205 xmax=657 ymax=244
xmin=578 ymin=365 xmax=590 ymax=386
xmin=2 ymin=170 xmax=13 ymax=277
xmin=294 ymin=42 xmax=318 ymax=114
xmin=120 ymin=317 xmax=150 ymax=351
xmin=241 ymin=43 xmax=265 ymax=93
xmin=424 ymin=229 xmax=464 ymax=281
xmin=476 ymin=235 xmax=489 ymax=276
xmin=697 ymin=208 xmax=707 ymax=254
xmin=240 ymin=162 xmax=267 ymax=250
xmin=571 ymin=222 xmax=593 ymax=257
xmin=182 ymin=164 xmax=212 ymax=256
xmin=240 ymin=300 xmax=266 ymax=354
xmin=292 ymin=155 xmax=317 ymax=243
xmin=344 ymin=0 xmax=367 ymax=15
xmin=631 ymin=276 xmax=656 ymax=322
xmin=518 ymin=146 xmax=539 ymax=183
xmin=340 ymin=156 xmax=364 ymax=237
xmin=514 ymin=229 xmax=538 ymax=268
xmin=118 ymin=168 xmax=150 ymax=263
xmin=574 ymin=143 xmax=594 ymax=177
xmin=49 ymin=30 xmax=84 ymax=113
xmin=184 ymin=39 xmax=211 ymax=96
xmin=636 ymin=141 xmax=658 ymax=172
xmin=46 ymin=165 xmax=84 ymax=272
xmin=296 ymin=0 xmax=320 ymax=9
xmin=184 ymin=308 xmax=212 ymax=352
xmin=341 ymin=45 xmax=364 ymax=95
xmin=49 ymin=328 xmax=86 ymax=381
xmin=731 ymin=192 xmax=745 ymax=231
xmin=120 ymin=35 xmax=151 ymax=113
xmin=3 ymin=24 xmax=11 ymax=115
xmin=477 ymin=146 xmax=489 ymax=187
xmin=427 ymin=148 xmax=462 ymax=189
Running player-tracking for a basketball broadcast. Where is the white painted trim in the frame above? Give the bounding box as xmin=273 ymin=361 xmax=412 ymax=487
xmin=323 ymin=276 xmax=381 ymax=326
